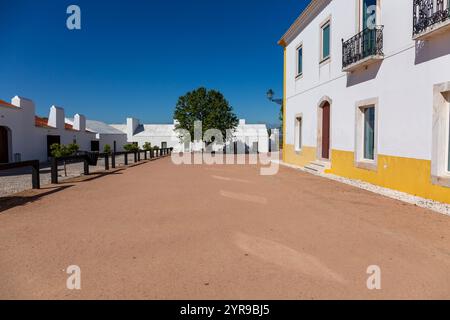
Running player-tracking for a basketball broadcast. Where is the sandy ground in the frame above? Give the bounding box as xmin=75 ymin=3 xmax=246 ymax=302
xmin=1 ymin=157 xmax=450 ymax=299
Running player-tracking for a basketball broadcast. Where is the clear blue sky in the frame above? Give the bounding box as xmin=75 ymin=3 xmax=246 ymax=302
xmin=0 ymin=0 xmax=308 ymax=126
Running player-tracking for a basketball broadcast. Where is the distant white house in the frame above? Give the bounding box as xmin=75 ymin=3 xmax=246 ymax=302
xmin=66 ymin=118 xmax=128 ymax=153
xmin=110 ymin=119 xmax=179 ymax=150
xmin=111 ymin=118 xmax=273 ymax=153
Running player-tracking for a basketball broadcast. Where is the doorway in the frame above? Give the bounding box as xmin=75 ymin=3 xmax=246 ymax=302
xmin=0 ymin=126 xmax=10 ymax=163
xmin=47 ymin=135 xmax=61 ymax=157
xmin=321 ymin=102 xmax=331 ymax=159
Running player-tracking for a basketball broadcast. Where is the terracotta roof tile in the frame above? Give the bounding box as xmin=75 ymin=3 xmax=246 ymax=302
xmin=0 ymin=99 xmax=17 ymax=108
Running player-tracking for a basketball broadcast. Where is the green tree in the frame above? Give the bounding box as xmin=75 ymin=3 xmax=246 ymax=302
xmin=123 ymin=143 xmax=139 ymax=152
xmin=173 ymin=87 xmax=239 ymax=143
xmin=50 ymin=143 xmax=79 ymax=177
xmin=142 ymin=142 xmax=152 ymax=151
xmin=103 ymin=144 xmax=112 ymax=154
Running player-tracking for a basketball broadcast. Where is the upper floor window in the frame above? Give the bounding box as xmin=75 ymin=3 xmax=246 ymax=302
xmin=296 ymin=45 xmax=303 ymax=77
xmin=361 ymin=0 xmax=377 ymax=31
xmin=321 ymin=20 xmax=331 ymax=62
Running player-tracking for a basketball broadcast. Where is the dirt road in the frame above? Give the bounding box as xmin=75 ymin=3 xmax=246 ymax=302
xmin=1 ymin=158 xmax=450 ymax=299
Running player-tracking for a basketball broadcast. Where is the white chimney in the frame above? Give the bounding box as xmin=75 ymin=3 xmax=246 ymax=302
xmin=11 ymin=96 xmax=35 ymax=125
xmin=73 ymin=114 xmax=86 ymax=131
xmin=126 ymin=117 xmax=139 ymax=140
xmin=239 ymin=119 xmax=246 ymax=125
xmin=48 ymin=106 xmax=65 ymax=129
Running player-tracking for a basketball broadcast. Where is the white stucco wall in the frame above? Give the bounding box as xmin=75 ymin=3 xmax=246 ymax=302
xmin=284 ymin=0 xmax=450 ymax=161
xmin=111 ymin=118 xmax=270 ymax=153
xmin=0 ymin=96 xmax=98 ymax=163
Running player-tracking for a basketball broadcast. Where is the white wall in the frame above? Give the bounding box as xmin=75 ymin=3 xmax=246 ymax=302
xmin=97 ymin=133 xmax=127 ymax=153
xmin=0 ymin=96 xmax=97 ymax=163
xmin=284 ymin=0 xmax=450 ymax=160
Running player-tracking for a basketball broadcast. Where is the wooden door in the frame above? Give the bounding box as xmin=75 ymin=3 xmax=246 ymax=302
xmin=321 ymin=103 xmax=330 ymax=159
xmin=0 ymin=126 xmax=9 ymax=163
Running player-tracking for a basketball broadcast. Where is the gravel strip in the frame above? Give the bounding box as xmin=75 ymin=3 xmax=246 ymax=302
xmin=0 ymin=154 xmax=139 ymax=197
xmin=277 ymin=160 xmax=450 ymax=216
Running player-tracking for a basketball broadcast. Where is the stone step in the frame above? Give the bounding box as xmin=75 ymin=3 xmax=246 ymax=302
xmin=304 ymin=161 xmax=331 ymax=174
xmin=304 ymin=165 xmax=319 ymax=174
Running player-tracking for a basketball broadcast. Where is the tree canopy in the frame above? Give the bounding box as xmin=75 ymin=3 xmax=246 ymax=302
xmin=173 ymin=87 xmax=239 ymax=142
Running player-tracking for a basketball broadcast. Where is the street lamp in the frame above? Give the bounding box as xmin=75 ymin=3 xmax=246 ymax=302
xmin=266 ymin=89 xmax=283 ymax=106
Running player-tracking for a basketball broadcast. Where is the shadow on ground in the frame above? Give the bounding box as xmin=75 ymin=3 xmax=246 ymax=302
xmin=0 ymin=185 xmax=74 ymax=213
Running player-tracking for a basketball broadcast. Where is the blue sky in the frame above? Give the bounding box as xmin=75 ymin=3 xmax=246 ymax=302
xmin=0 ymin=0 xmax=308 ymax=125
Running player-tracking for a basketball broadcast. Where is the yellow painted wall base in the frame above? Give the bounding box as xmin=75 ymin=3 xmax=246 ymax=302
xmin=283 ymin=146 xmax=450 ymax=204
xmin=328 ymin=150 xmax=450 ymax=204
xmin=284 ymin=144 xmax=317 ymax=168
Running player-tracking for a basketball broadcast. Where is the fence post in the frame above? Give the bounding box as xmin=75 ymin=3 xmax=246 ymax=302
xmin=124 ymin=153 xmax=128 ymax=165
xmin=137 ymin=151 xmax=140 ymax=162
xmin=112 ymin=152 xmax=116 ymax=168
xmin=105 ymin=154 xmax=109 ymax=170
xmin=144 ymin=151 xmax=148 ymax=160
xmin=134 ymin=152 xmax=138 ymax=163
xmin=51 ymin=157 xmax=58 ymax=184
xmin=84 ymin=157 xmax=90 ymax=176
xmin=31 ymin=161 xmax=40 ymax=189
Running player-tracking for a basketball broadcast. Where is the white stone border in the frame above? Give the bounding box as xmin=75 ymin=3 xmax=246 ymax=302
xmin=274 ymin=160 xmax=450 ymax=216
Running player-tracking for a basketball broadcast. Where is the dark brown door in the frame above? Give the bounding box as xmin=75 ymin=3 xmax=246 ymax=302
xmin=0 ymin=126 xmax=9 ymax=163
xmin=321 ymin=103 xmax=330 ymax=159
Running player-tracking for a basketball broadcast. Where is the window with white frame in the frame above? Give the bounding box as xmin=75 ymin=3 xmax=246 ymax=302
xmin=363 ymin=106 xmax=375 ymax=160
xmin=296 ymin=44 xmax=303 ymax=77
xmin=295 ymin=115 xmax=302 ymax=151
xmin=447 ymin=98 xmax=450 ymax=173
xmin=431 ymin=84 xmax=450 ymax=187
xmin=360 ymin=0 xmax=377 ymax=31
xmin=320 ymin=20 xmax=331 ymax=62
xmin=355 ymin=98 xmax=378 ymax=171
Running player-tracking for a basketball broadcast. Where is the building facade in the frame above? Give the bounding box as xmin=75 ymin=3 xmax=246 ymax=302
xmin=279 ymin=0 xmax=450 ymax=203
xmin=0 ymin=96 xmax=98 ymax=163
xmin=111 ymin=118 xmax=271 ymax=153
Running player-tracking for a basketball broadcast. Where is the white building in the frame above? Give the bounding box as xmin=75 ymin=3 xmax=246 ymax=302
xmin=0 ymin=96 xmax=97 ymax=163
xmin=66 ymin=118 xmax=128 ymax=153
xmin=111 ymin=118 xmax=271 ymax=153
xmin=279 ymin=0 xmax=450 ymax=203
xmin=111 ymin=118 xmax=179 ymax=150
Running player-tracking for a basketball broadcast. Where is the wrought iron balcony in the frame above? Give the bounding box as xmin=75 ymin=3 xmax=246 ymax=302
xmin=342 ymin=26 xmax=384 ymax=72
xmin=413 ymin=0 xmax=450 ymax=39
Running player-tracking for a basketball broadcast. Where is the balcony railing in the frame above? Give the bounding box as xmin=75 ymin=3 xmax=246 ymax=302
xmin=413 ymin=0 xmax=450 ymax=37
xmin=342 ymin=26 xmax=384 ymax=71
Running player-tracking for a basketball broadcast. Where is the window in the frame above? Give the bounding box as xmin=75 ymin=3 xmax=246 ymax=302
xmin=355 ymin=98 xmax=378 ymax=171
xmin=295 ymin=115 xmax=302 ymax=151
xmin=321 ymin=21 xmax=331 ymax=61
xmin=431 ymin=84 xmax=450 ymax=187
xmin=448 ymin=104 xmax=450 ymax=172
xmin=361 ymin=0 xmax=377 ymax=31
xmin=296 ymin=45 xmax=303 ymax=77
xmin=161 ymin=142 xmax=167 ymax=149
xmin=363 ymin=106 xmax=375 ymax=160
